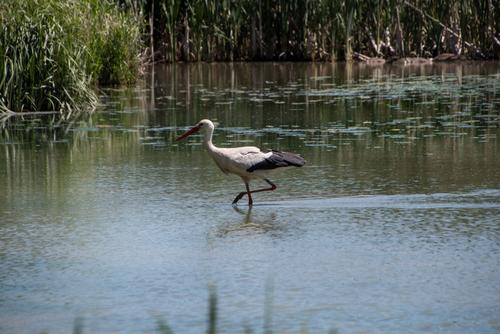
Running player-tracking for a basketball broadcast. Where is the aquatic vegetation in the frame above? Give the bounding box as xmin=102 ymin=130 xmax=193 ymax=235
xmin=84 ymin=1 xmax=143 ymax=85
xmin=71 ymin=289 xmax=340 ymax=334
xmin=0 ymin=0 xmax=143 ymax=115
xmin=142 ymin=0 xmax=498 ymax=61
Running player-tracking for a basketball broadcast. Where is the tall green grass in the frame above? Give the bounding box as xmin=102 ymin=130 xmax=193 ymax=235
xmin=0 ymin=0 xmax=143 ymax=115
xmin=84 ymin=0 xmax=143 ymax=85
xmin=142 ymin=0 xmax=499 ymax=62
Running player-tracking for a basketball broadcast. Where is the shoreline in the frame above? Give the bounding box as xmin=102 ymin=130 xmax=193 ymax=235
xmin=145 ymin=57 xmax=500 ymax=66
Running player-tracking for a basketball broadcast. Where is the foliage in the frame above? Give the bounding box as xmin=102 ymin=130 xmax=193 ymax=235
xmin=140 ymin=0 xmax=499 ymax=62
xmin=0 ymin=0 xmax=143 ymax=114
xmin=85 ymin=0 xmax=143 ymax=84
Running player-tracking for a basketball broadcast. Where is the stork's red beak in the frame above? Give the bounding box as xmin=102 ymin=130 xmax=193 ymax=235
xmin=176 ymin=125 xmax=201 ymax=141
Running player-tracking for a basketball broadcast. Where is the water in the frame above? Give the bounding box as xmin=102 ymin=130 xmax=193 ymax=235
xmin=1 ymin=62 xmax=500 ymax=333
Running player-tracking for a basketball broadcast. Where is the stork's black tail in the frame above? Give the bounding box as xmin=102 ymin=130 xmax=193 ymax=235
xmin=247 ymin=150 xmax=305 ymax=172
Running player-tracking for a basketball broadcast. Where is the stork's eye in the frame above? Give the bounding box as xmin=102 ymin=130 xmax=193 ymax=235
xmin=198 ymin=123 xmax=204 ymax=127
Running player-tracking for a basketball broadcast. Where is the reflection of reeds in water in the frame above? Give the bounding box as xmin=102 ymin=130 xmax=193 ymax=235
xmin=1 ymin=63 xmax=497 ymax=204
xmin=2 ymin=63 xmax=497 ymax=149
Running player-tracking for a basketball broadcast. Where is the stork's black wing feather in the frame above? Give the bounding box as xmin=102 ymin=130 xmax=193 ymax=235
xmin=247 ymin=150 xmax=305 ymax=172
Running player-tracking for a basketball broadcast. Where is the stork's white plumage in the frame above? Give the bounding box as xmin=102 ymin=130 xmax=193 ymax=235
xmin=176 ymin=119 xmax=305 ymax=206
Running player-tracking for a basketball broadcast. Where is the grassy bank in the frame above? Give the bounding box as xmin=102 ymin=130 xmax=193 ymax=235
xmin=145 ymin=0 xmax=499 ymax=62
xmin=0 ymin=0 xmax=143 ymax=115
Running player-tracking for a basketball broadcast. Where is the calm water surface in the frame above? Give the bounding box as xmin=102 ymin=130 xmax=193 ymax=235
xmin=1 ymin=62 xmax=500 ymax=333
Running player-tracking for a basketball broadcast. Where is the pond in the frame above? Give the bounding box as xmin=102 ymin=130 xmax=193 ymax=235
xmin=1 ymin=62 xmax=499 ymax=333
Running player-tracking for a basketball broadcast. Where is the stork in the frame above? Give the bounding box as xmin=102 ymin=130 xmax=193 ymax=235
xmin=176 ymin=119 xmax=305 ymax=206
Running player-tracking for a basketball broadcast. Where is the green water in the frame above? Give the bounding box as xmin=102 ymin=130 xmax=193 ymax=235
xmin=1 ymin=62 xmax=499 ymax=333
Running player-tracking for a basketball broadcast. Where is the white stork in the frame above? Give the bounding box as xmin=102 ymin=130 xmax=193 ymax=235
xmin=176 ymin=119 xmax=305 ymax=206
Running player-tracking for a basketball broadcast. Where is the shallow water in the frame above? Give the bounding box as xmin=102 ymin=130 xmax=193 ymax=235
xmin=1 ymin=62 xmax=500 ymax=333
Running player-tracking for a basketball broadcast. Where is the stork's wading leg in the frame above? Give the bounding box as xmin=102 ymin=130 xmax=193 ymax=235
xmin=245 ymin=182 xmax=253 ymax=206
xmin=232 ymin=179 xmax=277 ymax=206
xmin=232 ymin=183 xmax=248 ymax=205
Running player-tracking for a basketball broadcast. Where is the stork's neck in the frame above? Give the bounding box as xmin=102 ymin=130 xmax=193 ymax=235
xmin=203 ymin=127 xmax=217 ymax=152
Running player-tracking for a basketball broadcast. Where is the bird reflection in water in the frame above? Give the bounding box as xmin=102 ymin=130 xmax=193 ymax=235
xmin=213 ymin=206 xmax=285 ymax=238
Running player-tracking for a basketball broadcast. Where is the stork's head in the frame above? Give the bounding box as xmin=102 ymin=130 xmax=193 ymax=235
xmin=176 ymin=119 xmax=215 ymax=141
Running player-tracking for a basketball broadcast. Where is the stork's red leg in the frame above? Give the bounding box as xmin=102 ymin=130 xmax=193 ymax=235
xmin=232 ymin=190 xmax=247 ymax=205
xmin=247 ymin=179 xmax=277 ymax=195
xmin=245 ymin=182 xmax=253 ymax=206
xmin=232 ymin=179 xmax=277 ymax=206
xmin=232 ymin=181 xmax=254 ymax=206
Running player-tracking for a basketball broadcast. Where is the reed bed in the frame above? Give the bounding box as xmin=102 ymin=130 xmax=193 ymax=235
xmin=0 ymin=0 xmax=143 ymax=114
xmin=144 ymin=0 xmax=498 ymax=62
xmin=1 ymin=0 xmax=498 ymax=114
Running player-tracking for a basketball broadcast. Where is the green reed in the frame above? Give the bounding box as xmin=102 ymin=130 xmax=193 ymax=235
xmin=141 ymin=0 xmax=497 ymax=62
xmin=70 ymin=287 xmax=340 ymax=334
xmin=0 ymin=0 xmax=143 ymax=114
